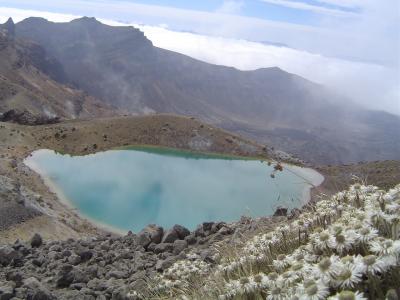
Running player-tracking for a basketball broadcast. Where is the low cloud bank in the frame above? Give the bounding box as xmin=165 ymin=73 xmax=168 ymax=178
xmin=138 ymin=25 xmax=399 ymax=115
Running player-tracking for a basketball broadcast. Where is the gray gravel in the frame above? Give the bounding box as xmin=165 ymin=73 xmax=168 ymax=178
xmin=0 ymin=175 xmax=41 ymax=231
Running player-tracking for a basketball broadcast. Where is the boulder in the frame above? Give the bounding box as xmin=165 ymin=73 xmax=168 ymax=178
xmin=23 ymin=277 xmax=54 ymax=300
xmin=32 ymin=256 xmax=45 ymax=267
xmin=86 ymin=278 xmax=105 ymax=291
xmin=78 ymin=249 xmax=94 ymax=262
xmin=106 ymin=271 xmax=128 ymax=280
xmin=0 ymin=246 xmax=19 ymax=266
xmin=62 ymin=250 xmax=72 ymax=257
xmin=161 ymin=229 xmax=179 ymax=244
xmin=239 ymin=216 xmax=252 ymax=224
xmin=194 ymin=222 xmax=214 ymax=237
xmin=0 ymin=281 xmax=15 ymax=300
xmin=47 ymin=251 xmax=62 ymax=261
xmin=273 ymin=206 xmax=288 ymax=217
xmin=154 ymin=243 xmax=174 ymax=254
xmin=111 ymin=286 xmax=130 ymax=300
xmin=211 ymin=222 xmax=226 ymax=234
xmin=202 ymin=222 xmax=214 ymax=232
xmin=288 ymin=208 xmax=301 ymax=219
xmin=155 ymin=256 xmax=178 ymax=272
xmin=70 ymin=268 xmax=90 ymax=284
xmin=31 ymin=290 xmax=54 ymax=300
xmin=172 ymin=240 xmax=188 ymax=255
xmin=48 ymin=245 xmax=62 ymax=252
xmin=5 ymin=271 xmax=23 ymax=287
xmin=194 ymin=225 xmax=205 ymax=237
xmin=139 ymin=224 xmax=164 ymax=244
xmin=136 ymin=232 xmax=152 ymax=249
xmin=172 ymin=224 xmax=190 ymax=239
xmin=30 ymin=233 xmax=43 ymax=248
xmin=200 ymin=249 xmax=215 ymax=263
xmin=184 ymin=234 xmax=197 ymax=245
xmin=218 ymin=226 xmax=233 ymax=235
xmin=146 ymin=243 xmax=157 ymax=252
xmin=56 ymin=265 xmax=74 ymax=288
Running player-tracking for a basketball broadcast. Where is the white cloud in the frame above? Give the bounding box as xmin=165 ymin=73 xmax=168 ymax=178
xmin=313 ymin=0 xmax=363 ymax=9
xmin=138 ymin=25 xmax=400 ymax=115
xmin=1 ymin=0 xmax=397 ymax=69
xmin=260 ymin=0 xmax=359 ymax=17
xmin=215 ymin=1 xmax=245 ymax=15
xmin=0 ymin=2 xmax=348 ymax=56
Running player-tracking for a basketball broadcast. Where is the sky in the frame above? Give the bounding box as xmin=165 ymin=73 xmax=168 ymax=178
xmin=0 ymin=0 xmax=399 ymax=114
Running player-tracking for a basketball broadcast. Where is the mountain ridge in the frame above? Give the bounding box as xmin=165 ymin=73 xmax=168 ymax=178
xmin=2 ymin=17 xmax=399 ymax=164
xmin=0 ymin=18 xmax=118 ymax=120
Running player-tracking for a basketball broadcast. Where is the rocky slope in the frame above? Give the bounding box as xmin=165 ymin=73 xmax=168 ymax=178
xmin=11 ymin=17 xmax=400 ymax=164
xmin=0 ymin=215 xmax=287 ymax=300
xmin=0 ymin=18 xmax=117 ymax=121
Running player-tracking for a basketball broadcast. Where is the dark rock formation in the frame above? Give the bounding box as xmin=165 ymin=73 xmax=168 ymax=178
xmin=0 ymin=110 xmax=60 ymax=126
xmin=273 ymin=206 xmax=288 ymax=217
xmin=161 ymin=229 xmax=179 ymax=244
xmin=0 ymin=18 xmax=15 ymax=37
xmin=172 ymin=224 xmax=190 ymax=240
xmin=30 ymin=234 xmax=43 ymax=248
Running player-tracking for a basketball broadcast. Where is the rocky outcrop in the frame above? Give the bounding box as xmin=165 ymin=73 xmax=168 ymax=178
xmin=0 ymin=110 xmax=60 ymax=126
xmin=273 ymin=206 xmax=288 ymax=217
xmin=0 ymin=175 xmax=42 ymax=231
xmin=0 ymin=18 xmax=15 ymax=37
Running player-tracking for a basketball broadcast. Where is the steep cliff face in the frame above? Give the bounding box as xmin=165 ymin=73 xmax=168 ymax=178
xmin=8 ymin=17 xmax=400 ymax=164
xmin=0 ymin=19 xmax=116 ymax=120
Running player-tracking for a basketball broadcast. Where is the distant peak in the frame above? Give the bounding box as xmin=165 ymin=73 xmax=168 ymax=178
xmin=267 ymin=66 xmax=283 ymax=71
xmin=19 ymin=17 xmax=50 ymax=25
xmin=254 ymin=66 xmax=286 ymax=74
xmin=1 ymin=17 xmax=15 ymax=37
xmin=5 ymin=17 xmax=14 ymax=25
xmin=72 ymin=17 xmax=101 ymax=24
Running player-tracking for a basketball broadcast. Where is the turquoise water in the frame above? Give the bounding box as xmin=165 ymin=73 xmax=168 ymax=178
xmin=25 ymin=148 xmax=323 ymax=232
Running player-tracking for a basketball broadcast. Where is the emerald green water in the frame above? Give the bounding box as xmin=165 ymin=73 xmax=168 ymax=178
xmin=25 ymin=148 xmax=323 ymax=232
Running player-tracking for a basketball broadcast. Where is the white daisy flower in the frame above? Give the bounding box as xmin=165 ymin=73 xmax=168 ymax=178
xmin=311 ymin=230 xmax=334 ymax=252
xmin=369 ymin=238 xmax=396 ymax=256
xmin=328 ymin=232 xmax=355 ymax=254
xmin=335 ymin=259 xmax=363 ymax=289
xmin=279 ymin=270 xmax=300 ymax=287
xmin=296 ymin=279 xmax=329 ymax=300
xmin=239 ymin=276 xmax=259 ymax=294
xmin=225 ymin=279 xmax=241 ymax=297
xmin=356 ymin=226 xmax=378 ymax=243
xmin=311 ymin=256 xmax=339 ymax=282
xmin=273 ymin=254 xmax=290 ymax=272
xmin=266 ymin=287 xmax=286 ymax=300
xmin=354 ymin=254 xmax=386 ymax=275
xmin=328 ymin=290 xmax=367 ymax=300
xmin=253 ymin=273 xmax=270 ymax=289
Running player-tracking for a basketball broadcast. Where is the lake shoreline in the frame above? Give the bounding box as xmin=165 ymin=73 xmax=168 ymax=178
xmin=0 ymin=115 xmax=315 ymax=244
xmin=23 ymin=147 xmax=324 ymax=236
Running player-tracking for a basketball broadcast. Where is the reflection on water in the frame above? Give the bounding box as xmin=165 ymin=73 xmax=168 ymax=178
xmin=25 ymin=147 xmax=323 ymax=232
